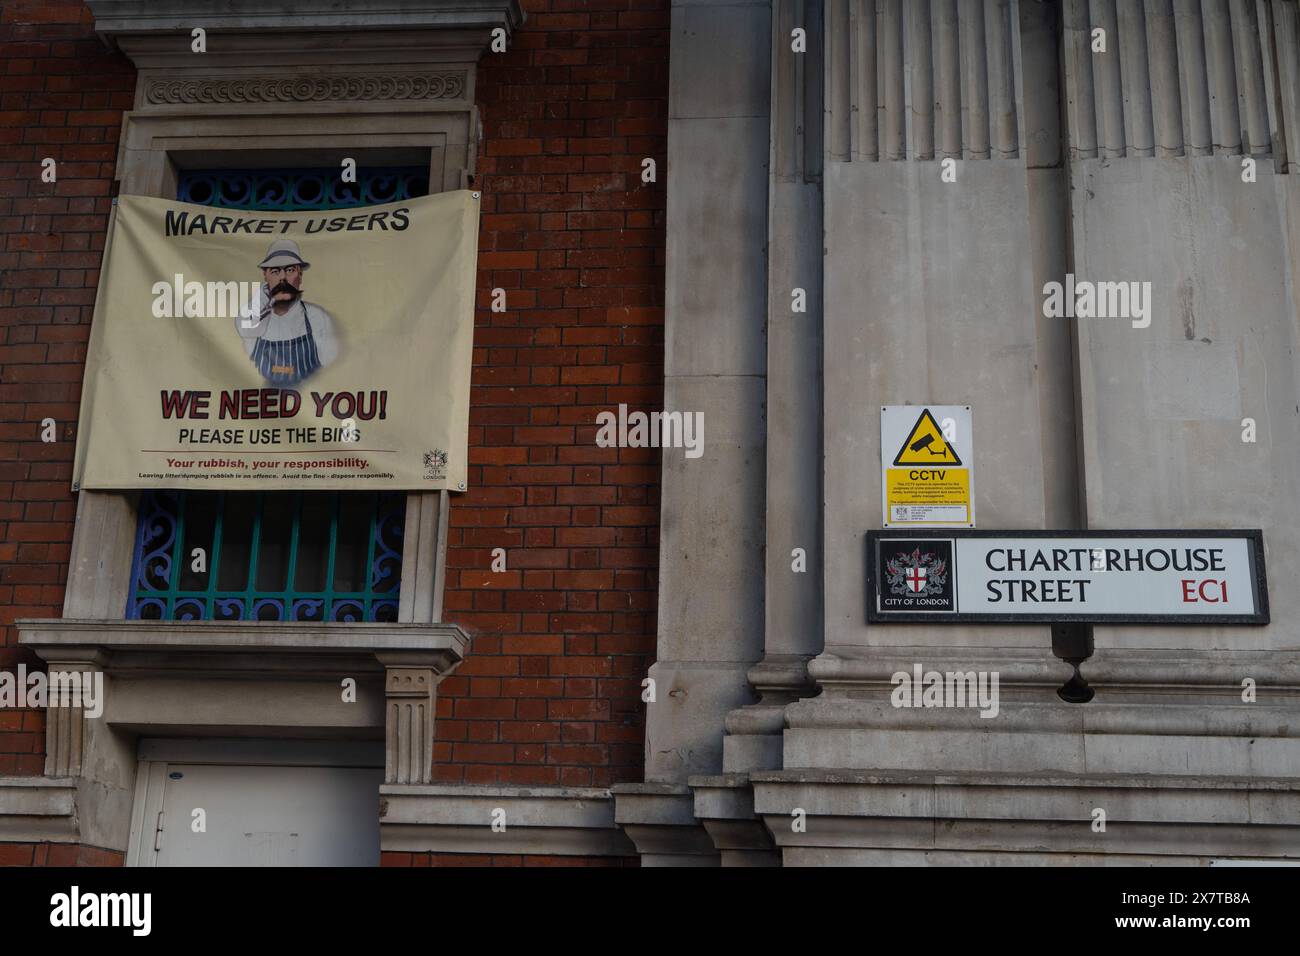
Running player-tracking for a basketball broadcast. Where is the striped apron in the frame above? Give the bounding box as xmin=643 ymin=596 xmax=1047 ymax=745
xmin=250 ymin=301 xmax=321 ymax=386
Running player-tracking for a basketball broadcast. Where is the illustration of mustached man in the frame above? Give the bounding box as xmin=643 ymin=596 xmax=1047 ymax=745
xmin=235 ymin=239 xmax=340 ymax=386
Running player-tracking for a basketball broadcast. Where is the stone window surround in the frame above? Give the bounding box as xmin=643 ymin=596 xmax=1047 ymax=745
xmin=64 ymin=100 xmax=475 ymax=624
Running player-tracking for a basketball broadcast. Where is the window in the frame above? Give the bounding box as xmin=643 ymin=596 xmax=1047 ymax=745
xmin=128 ymin=490 xmax=404 ymax=622
xmin=176 ymin=166 xmax=429 ymax=211
xmin=126 ymin=165 xmax=427 ymax=623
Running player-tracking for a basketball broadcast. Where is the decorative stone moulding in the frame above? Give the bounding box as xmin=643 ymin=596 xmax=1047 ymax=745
xmin=86 ymin=0 xmax=524 ymax=36
xmin=144 ymin=73 xmax=468 ymax=106
xmin=85 ymin=0 xmax=525 ymax=71
xmin=19 ymin=619 xmax=470 ymax=787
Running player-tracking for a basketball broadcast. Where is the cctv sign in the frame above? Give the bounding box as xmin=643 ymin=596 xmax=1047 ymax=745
xmin=880 ymin=405 xmax=974 ymax=527
xmin=866 ymin=530 xmax=1269 ymax=624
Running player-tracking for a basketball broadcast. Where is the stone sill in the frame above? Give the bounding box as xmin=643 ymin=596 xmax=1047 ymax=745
xmin=0 ymin=776 xmax=79 ymax=843
xmin=750 ymin=769 xmax=1300 ymax=792
xmin=17 ymin=618 xmax=469 ymax=679
xmin=752 ymin=765 xmax=1300 ymax=857
xmin=752 ymin=769 xmax=1300 ymax=831
xmin=379 ymin=784 xmax=635 ymax=857
xmin=811 ymin=646 xmax=1300 ymax=688
xmin=610 ymin=782 xmax=698 ymax=826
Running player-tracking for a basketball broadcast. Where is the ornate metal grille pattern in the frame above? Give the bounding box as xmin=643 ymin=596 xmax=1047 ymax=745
xmin=128 ymin=490 xmax=403 ymax=623
xmin=176 ymin=166 xmax=428 ymax=211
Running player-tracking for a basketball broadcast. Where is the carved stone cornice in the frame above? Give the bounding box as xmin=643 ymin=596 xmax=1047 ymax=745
xmin=85 ymin=0 xmax=525 ymax=71
xmin=87 ymin=0 xmax=524 ymax=37
xmin=143 ymin=72 xmax=467 ymax=106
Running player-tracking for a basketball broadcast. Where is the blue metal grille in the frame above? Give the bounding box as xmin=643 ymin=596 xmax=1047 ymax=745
xmin=128 ymin=490 xmax=403 ymax=623
xmin=177 ymin=166 xmax=429 ymax=210
xmin=127 ymin=165 xmax=423 ymax=622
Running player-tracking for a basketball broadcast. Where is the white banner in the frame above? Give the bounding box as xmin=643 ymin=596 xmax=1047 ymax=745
xmin=72 ymin=192 xmax=479 ymax=491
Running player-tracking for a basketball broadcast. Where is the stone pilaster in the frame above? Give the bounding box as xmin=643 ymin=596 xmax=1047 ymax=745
xmin=37 ymin=653 xmax=109 ymax=780
xmin=613 ymin=0 xmax=773 ymax=864
xmin=382 ymin=665 xmax=436 ymax=786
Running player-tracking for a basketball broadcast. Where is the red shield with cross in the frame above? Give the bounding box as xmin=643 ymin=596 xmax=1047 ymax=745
xmin=905 ymin=565 xmax=927 ymax=593
xmin=884 ymin=546 xmax=948 ymax=600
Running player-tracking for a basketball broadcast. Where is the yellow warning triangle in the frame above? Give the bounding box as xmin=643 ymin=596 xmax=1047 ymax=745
xmin=893 ymin=409 xmax=961 ymax=465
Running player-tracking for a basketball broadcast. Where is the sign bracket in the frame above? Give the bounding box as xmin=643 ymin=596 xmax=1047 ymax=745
xmin=1051 ymin=622 xmax=1095 ymax=703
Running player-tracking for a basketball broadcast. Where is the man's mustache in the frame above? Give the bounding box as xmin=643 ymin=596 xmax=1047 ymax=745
xmin=254 ymin=280 xmax=302 ymax=319
xmin=268 ymin=280 xmax=300 ymax=297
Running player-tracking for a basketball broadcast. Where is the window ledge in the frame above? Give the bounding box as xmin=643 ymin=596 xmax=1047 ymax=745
xmin=18 ymin=619 xmax=467 ymax=786
xmin=17 ymin=618 xmax=468 ymax=678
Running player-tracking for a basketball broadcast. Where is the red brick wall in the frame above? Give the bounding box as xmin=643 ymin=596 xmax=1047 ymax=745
xmin=0 ymin=0 xmax=668 ymax=802
xmin=436 ymin=0 xmax=667 ymax=789
xmin=0 ymin=842 xmax=123 ymax=866
xmin=0 ymin=0 xmax=135 ymax=775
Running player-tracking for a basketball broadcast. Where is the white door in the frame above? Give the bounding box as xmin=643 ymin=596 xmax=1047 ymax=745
xmin=129 ymin=739 xmax=382 ymax=867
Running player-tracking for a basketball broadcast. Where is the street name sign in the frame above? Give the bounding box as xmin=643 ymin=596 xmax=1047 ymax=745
xmin=866 ymin=530 xmax=1268 ymax=624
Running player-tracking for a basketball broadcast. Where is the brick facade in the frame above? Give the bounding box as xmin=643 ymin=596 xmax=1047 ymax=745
xmin=0 ymin=842 xmax=123 ymax=866
xmin=440 ymin=0 xmax=667 ymax=790
xmin=0 ymin=0 xmax=135 ymax=776
xmin=0 ymin=0 xmax=667 ymax=858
